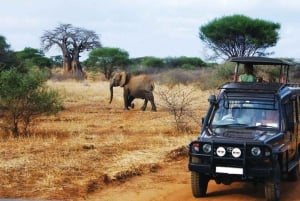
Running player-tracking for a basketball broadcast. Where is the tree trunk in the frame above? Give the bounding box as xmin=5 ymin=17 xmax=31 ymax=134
xmin=62 ymin=50 xmax=85 ymax=80
xmin=63 ymin=52 xmax=72 ymax=74
xmin=71 ymin=58 xmax=85 ymax=79
xmin=70 ymin=48 xmax=86 ymax=79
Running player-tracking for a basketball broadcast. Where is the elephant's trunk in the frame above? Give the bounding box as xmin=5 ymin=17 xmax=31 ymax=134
xmin=109 ymin=82 xmax=114 ymax=104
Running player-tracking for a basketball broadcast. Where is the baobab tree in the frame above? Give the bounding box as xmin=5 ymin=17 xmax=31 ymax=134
xmin=41 ymin=23 xmax=101 ymax=79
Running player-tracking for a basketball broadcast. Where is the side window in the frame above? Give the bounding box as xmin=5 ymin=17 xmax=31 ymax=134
xmin=297 ymin=96 xmax=300 ymax=124
xmin=283 ymin=101 xmax=295 ymax=131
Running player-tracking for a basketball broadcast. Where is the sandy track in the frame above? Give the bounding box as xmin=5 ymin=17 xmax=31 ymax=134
xmin=85 ymin=158 xmax=300 ymax=201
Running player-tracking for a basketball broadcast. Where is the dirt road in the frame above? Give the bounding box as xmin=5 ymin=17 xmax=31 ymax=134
xmin=85 ymin=158 xmax=300 ymax=201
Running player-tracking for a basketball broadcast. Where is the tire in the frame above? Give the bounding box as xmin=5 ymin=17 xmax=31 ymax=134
xmin=264 ymin=162 xmax=281 ymax=201
xmin=191 ymin=171 xmax=209 ymax=197
xmin=288 ymin=162 xmax=299 ymax=181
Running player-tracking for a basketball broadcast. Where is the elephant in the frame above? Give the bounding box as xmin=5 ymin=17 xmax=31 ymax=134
xmin=109 ymin=71 xmax=157 ymax=111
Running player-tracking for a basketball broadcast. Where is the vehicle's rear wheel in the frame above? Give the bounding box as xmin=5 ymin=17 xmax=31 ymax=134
xmin=191 ymin=171 xmax=209 ymax=197
xmin=265 ymin=162 xmax=281 ymax=201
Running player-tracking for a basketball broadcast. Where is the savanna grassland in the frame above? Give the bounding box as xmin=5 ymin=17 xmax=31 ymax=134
xmin=0 ymin=71 xmax=210 ymax=200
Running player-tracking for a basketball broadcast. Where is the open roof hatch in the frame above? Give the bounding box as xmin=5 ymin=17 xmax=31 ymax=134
xmin=228 ymin=56 xmax=293 ymax=83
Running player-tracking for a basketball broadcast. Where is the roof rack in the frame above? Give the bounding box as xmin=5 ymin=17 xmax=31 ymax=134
xmin=228 ymin=56 xmax=293 ymax=66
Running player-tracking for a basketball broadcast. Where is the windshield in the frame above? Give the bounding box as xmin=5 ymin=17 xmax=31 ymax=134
xmin=211 ymin=99 xmax=279 ymax=129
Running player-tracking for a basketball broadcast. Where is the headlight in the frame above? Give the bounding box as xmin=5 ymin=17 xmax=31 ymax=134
xmin=202 ymin=144 xmax=212 ymax=153
xmin=251 ymin=147 xmax=261 ymax=156
xmin=232 ymin=147 xmax=241 ymax=158
xmin=216 ymin=146 xmax=226 ymax=157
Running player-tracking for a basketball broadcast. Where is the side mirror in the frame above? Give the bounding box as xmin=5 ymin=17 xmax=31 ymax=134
xmin=208 ymin=95 xmax=216 ymax=105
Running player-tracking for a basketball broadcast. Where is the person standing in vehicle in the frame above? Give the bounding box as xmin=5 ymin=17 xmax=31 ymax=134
xmin=239 ymin=63 xmax=256 ymax=82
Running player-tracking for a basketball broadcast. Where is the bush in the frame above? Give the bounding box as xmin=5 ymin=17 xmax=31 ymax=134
xmin=181 ymin=64 xmax=195 ymax=70
xmin=165 ymin=56 xmax=206 ymax=68
xmin=154 ymin=69 xmax=204 ymax=87
xmin=141 ymin=57 xmax=165 ymax=68
xmin=215 ymin=62 xmax=235 ymax=81
xmin=196 ymin=62 xmax=234 ymax=91
xmin=156 ymin=85 xmax=198 ymax=133
xmin=0 ymin=68 xmax=63 ymax=137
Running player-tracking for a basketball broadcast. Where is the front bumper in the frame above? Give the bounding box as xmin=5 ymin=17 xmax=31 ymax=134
xmin=188 ymin=162 xmax=273 ymax=179
xmin=188 ymin=141 xmax=274 ymax=180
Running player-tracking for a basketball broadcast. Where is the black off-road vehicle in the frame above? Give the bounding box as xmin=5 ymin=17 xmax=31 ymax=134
xmin=188 ymin=57 xmax=300 ymax=201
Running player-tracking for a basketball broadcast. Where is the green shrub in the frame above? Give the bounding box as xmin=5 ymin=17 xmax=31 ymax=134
xmin=0 ymin=68 xmax=63 ymax=137
xmin=181 ymin=64 xmax=195 ymax=70
xmin=215 ymin=62 xmax=235 ymax=81
xmin=165 ymin=56 xmax=206 ymax=68
xmin=141 ymin=57 xmax=165 ymax=68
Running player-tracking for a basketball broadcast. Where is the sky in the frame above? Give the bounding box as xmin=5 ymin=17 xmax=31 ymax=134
xmin=1 ymin=0 xmax=300 ymax=62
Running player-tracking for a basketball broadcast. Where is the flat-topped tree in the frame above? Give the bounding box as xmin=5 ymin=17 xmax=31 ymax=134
xmin=199 ymin=15 xmax=280 ymax=60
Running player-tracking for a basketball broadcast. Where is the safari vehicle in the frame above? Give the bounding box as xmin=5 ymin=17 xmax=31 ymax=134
xmin=188 ymin=57 xmax=300 ymax=201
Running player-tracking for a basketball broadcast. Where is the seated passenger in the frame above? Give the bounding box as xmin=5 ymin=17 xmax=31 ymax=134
xmin=238 ymin=108 xmax=256 ymax=125
xmin=239 ymin=64 xmax=256 ymax=82
xmin=280 ymin=74 xmax=286 ymax=83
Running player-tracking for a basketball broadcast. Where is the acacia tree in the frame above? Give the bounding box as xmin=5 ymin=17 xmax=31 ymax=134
xmin=0 ymin=35 xmax=18 ymax=70
xmin=15 ymin=47 xmax=52 ymax=68
xmin=0 ymin=68 xmax=63 ymax=137
xmin=85 ymin=47 xmax=130 ymax=79
xmin=41 ymin=24 xmax=101 ymax=78
xmin=199 ymin=15 xmax=280 ymax=60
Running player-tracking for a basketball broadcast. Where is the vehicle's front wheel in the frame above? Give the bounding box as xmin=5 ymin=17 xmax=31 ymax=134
xmin=264 ymin=162 xmax=281 ymax=201
xmin=191 ymin=171 xmax=209 ymax=197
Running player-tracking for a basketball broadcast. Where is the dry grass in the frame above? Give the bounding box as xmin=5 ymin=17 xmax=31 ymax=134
xmin=0 ymin=76 xmax=210 ymax=200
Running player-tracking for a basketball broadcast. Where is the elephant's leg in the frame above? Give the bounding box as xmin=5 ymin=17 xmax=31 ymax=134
xmin=123 ymin=88 xmax=130 ymax=110
xmin=128 ymin=96 xmax=135 ymax=108
xmin=141 ymin=99 xmax=148 ymax=111
xmin=148 ymin=92 xmax=157 ymax=111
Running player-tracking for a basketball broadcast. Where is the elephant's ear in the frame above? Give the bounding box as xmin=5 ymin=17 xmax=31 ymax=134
xmin=120 ymin=71 xmax=127 ymax=87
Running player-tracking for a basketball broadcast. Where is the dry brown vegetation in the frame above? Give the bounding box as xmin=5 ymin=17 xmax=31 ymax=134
xmin=0 ymin=72 xmax=210 ymax=200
